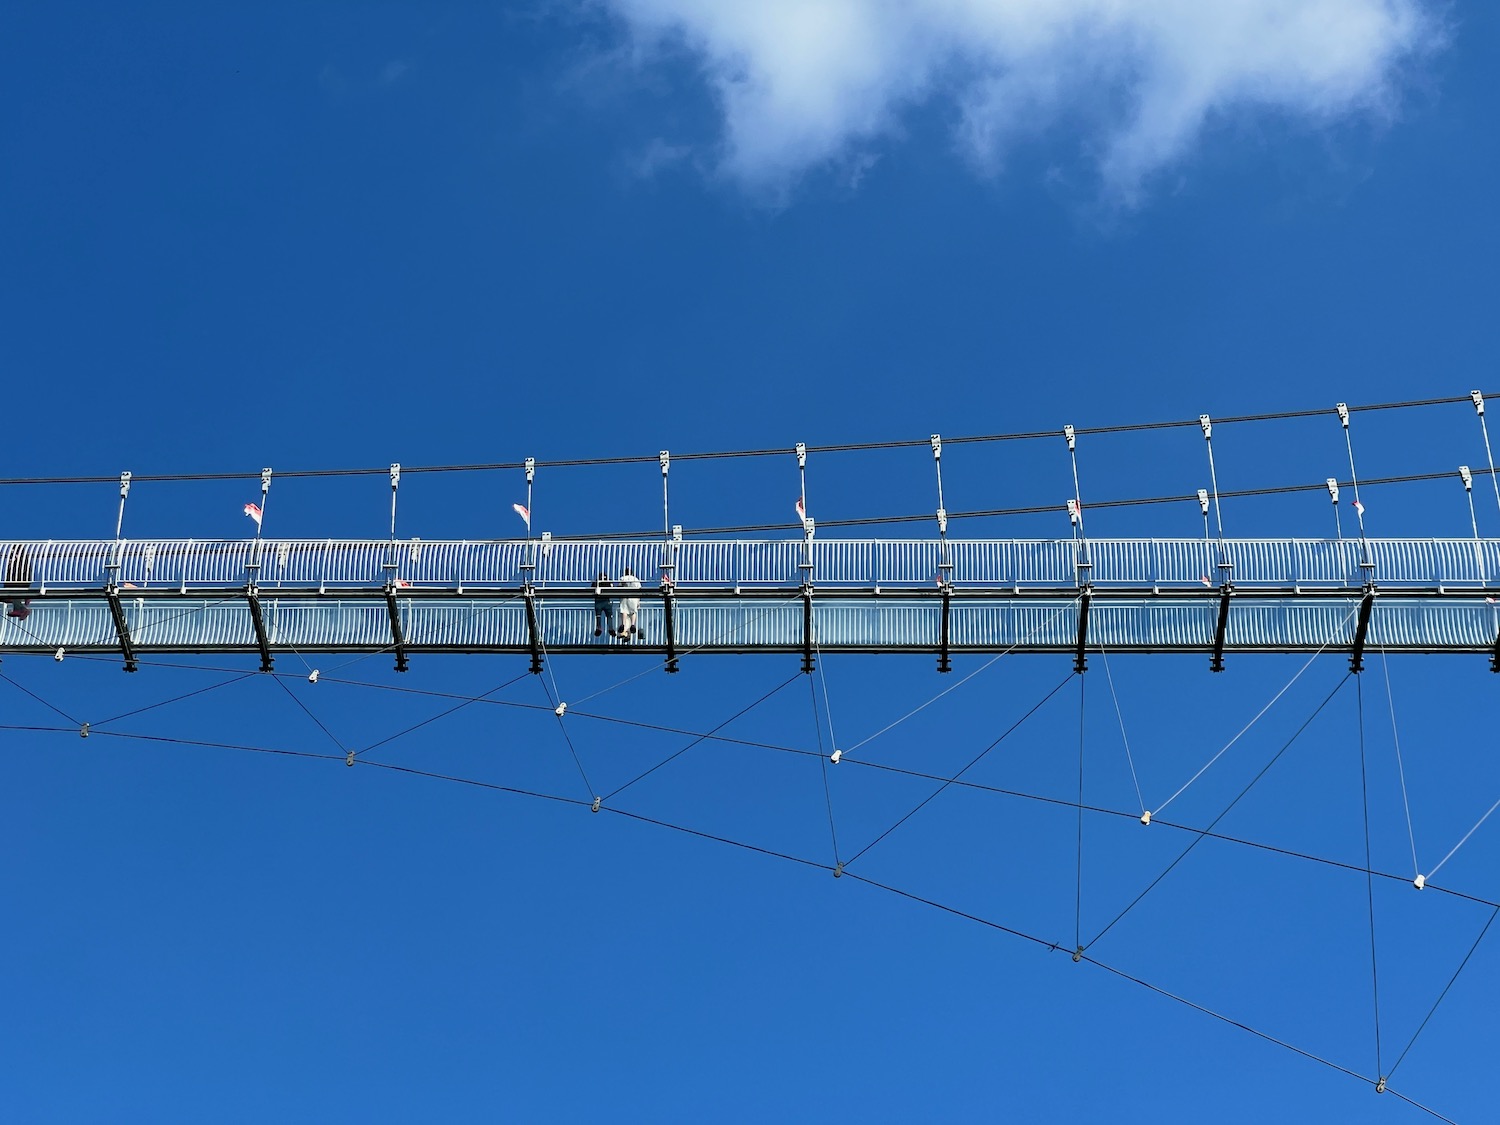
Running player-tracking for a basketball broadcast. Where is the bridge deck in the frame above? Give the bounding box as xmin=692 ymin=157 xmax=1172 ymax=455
xmin=2 ymin=538 xmax=1497 ymax=667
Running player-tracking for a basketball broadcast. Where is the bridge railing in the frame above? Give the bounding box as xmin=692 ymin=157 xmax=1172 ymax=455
xmin=3 ymin=538 xmax=1498 ymax=593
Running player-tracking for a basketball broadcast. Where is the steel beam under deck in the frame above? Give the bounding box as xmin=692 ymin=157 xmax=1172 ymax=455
xmin=5 ymin=585 xmax=1500 ymax=668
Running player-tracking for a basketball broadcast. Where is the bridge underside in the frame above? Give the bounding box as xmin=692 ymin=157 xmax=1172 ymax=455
xmin=3 ymin=587 xmax=1496 ymax=669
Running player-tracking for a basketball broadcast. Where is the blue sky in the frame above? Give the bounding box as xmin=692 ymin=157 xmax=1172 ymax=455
xmin=4 ymin=3 xmax=1500 ymax=1121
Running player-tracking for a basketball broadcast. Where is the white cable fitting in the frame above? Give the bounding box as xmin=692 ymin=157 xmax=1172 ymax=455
xmin=804 ymin=517 xmax=815 ymax=539
xmin=671 ymin=524 xmax=683 ymax=543
xmin=1067 ymin=498 xmax=1080 ymax=526
xmin=1413 ymin=874 xmax=1426 ymax=890
xmin=1326 ymin=478 xmax=1340 ymax=504
xmin=1473 ymin=389 xmax=1485 ymax=416
xmin=345 ymin=750 xmax=355 ymax=767
xmin=1140 ymin=810 xmax=1151 ymax=826
xmin=1072 ymin=946 xmax=1083 ymax=963
xmin=523 ymin=457 xmax=535 ymax=484
xmin=936 ymin=508 xmax=947 ymax=535
xmin=930 ymin=434 xmax=942 ymax=461
xmin=389 ymin=463 xmax=400 ymax=489
xmin=1197 ymin=489 xmax=1210 ymax=516
xmin=830 ymin=748 xmax=841 ymax=763
xmin=54 ymin=648 xmax=64 ymax=662
xmin=1199 ymin=414 xmax=1212 ymax=440
xmin=554 ymin=702 xmax=567 ymax=717
xmin=260 ymin=467 xmax=272 ymax=495
xmin=1336 ymin=402 xmax=1350 ymax=428
xmin=591 ymin=796 xmax=601 ymax=813
xmin=795 ymin=442 xmax=807 ymax=469
xmin=1461 ymin=465 xmax=1473 ymax=491
xmin=1064 ymin=424 xmax=1076 ymax=452
xmin=79 ymin=722 xmax=90 ymax=738
xmin=119 ymin=471 xmax=132 ymax=499
xmin=308 ymin=669 xmax=320 ymax=683
xmin=660 ymin=450 xmax=669 ymax=477
xmin=1376 ymin=1077 xmax=1387 ymax=1095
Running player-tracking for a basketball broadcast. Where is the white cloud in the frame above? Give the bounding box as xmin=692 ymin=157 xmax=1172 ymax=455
xmin=592 ymin=0 xmax=1442 ymax=203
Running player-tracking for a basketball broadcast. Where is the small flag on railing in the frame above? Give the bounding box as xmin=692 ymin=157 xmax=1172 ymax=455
xmin=1352 ymin=499 xmax=1366 ymax=517
xmin=795 ymin=497 xmax=807 ymax=523
xmin=244 ymin=502 xmax=262 ymax=527
xmin=512 ymin=502 xmax=530 ymax=529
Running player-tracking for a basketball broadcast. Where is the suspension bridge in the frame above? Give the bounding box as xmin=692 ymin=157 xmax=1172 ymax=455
xmin=6 ymin=392 xmax=1500 ymax=1122
xmin=4 ymin=393 xmax=1500 ymax=676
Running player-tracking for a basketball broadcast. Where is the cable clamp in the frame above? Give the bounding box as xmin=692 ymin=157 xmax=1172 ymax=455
xmin=1139 ymin=810 xmax=1151 ymax=826
xmin=930 ymin=434 xmax=942 ymax=461
xmin=346 ymin=750 xmax=355 ymax=767
xmin=1066 ymin=499 xmax=1080 ymax=526
xmin=833 ymin=862 xmax=844 ymax=878
xmin=1460 ymin=465 xmax=1473 ymax=492
xmin=936 ymin=508 xmax=947 ymax=535
xmin=1199 ymin=414 xmax=1212 ymax=440
xmin=660 ymin=450 xmax=670 ymax=477
xmin=795 ymin=442 xmax=806 ymax=469
xmin=1063 ymin=424 xmax=1076 ymax=452
xmin=119 ymin=471 xmax=132 ymax=499
xmin=524 ymin=457 xmax=535 ymax=484
xmin=1413 ymin=874 xmax=1426 ymax=890
xmin=1375 ymin=1077 xmax=1387 ymax=1094
xmin=1324 ymin=478 xmax=1339 ymax=505
xmin=1072 ymin=946 xmax=1083 ymax=963
xmin=554 ymin=702 xmax=567 ymax=717
xmin=308 ymin=669 xmax=320 ymax=683
xmin=829 ymin=748 xmax=841 ymax=764
xmin=1197 ymin=489 xmax=1210 ymax=516
xmin=1336 ymin=401 xmax=1350 ymax=428
xmin=1473 ymin=389 xmax=1485 ymax=416
xmin=261 ymin=467 xmax=272 ymax=495
xmin=79 ymin=722 xmax=89 ymax=739
xmin=591 ymin=796 xmax=601 ymax=813
xmin=54 ymin=648 xmax=65 ymax=662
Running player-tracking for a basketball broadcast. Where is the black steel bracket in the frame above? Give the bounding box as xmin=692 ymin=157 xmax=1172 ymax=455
xmin=1209 ymin=585 xmax=1233 ymax=673
xmin=103 ymin=584 xmax=138 ymax=673
xmin=1350 ymin=586 xmax=1376 ymax=673
xmin=801 ymin=586 xmax=815 ymax=674
xmin=245 ymin=584 xmax=274 ymax=672
xmin=938 ymin=583 xmax=952 ymax=674
xmin=1491 ymin=624 xmax=1500 ymax=674
xmin=522 ymin=586 xmax=543 ymax=676
xmin=1074 ymin=586 xmax=1093 ymax=674
xmin=662 ymin=587 xmax=679 ymax=674
xmin=384 ymin=583 xmax=410 ymax=673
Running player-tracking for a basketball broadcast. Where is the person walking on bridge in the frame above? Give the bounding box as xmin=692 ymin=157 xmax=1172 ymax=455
xmin=616 ymin=566 xmax=641 ymax=640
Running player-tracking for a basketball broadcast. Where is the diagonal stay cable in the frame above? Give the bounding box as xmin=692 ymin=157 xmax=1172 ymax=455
xmin=841 ymin=600 xmax=1077 ymax=760
xmin=353 ymin=669 xmax=533 ymax=760
xmin=1387 ymin=904 xmax=1500 ymax=1082
xmin=1087 ymin=673 xmax=1351 ymax=951
xmin=808 ymin=675 xmax=841 ymax=868
xmin=271 ymin=673 xmax=350 ymax=756
xmin=603 ymin=672 xmax=802 ymax=802
xmin=602 ymin=806 xmax=829 ymax=873
xmin=1355 ymin=675 xmax=1385 ymax=1077
xmin=1379 ymin=646 xmax=1421 ymax=880
xmin=845 ymin=671 xmax=1075 ymax=867
xmin=91 ymin=670 xmax=260 ymax=729
xmin=533 ymin=672 xmax=595 ymax=800
xmin=0 ymin=668 xmax=81 ymax=726
xmin=839 ymin=751 xmax=1500 ymax=907
xmin=1099 ymin=647 xmax=1146 ymax=815
xmin=1153 ymin=606 xmax=1357 ymax=818
xmin=1424 ymin=790 xmax=1500 ymax=883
